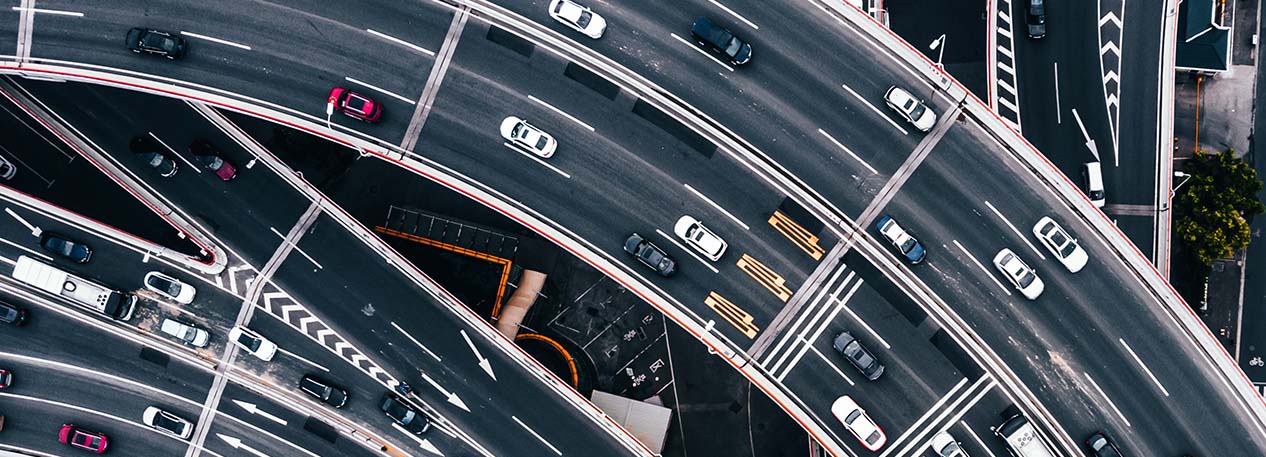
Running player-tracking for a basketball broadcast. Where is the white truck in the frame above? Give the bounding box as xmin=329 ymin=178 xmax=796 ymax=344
xmin=12 ymin=256 xmax=136 ymax=321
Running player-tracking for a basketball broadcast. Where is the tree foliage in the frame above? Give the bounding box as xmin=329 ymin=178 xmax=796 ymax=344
xmin=1173 ymin=149 xmax=1265 ymax=265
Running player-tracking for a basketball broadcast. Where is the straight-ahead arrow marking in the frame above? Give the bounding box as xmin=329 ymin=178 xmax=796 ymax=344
xmin=460 ymin=330 xmax=496 ymax=381
xmin=232 ymin=399 xmax=288 ymax=426
xmin=217 ymin=434 xmax=270 ymax=457
xmin=419 ymin=371 xmax=470 ymax=412
xmin=5 ymin=208 xmax=40 ymax=237
xmin=1072 ymin=108 xmax=1100 ymax=161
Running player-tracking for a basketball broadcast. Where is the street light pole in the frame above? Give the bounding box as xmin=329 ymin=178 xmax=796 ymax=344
xmin=929 ymin=34 xmax=946 ymax=70
xmin=1160 ymin=171 xmax=1193 ymax=211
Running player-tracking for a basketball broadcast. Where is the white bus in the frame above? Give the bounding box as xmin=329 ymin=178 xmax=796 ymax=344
xmin=11 ymin=256 xmax=136 ymax=321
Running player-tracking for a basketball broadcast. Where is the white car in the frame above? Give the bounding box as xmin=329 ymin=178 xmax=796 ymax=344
xmin=1032 ymin=216 xmax=1088 ymax=273
xmin=884 ymin=86 xmax=937 ymax=132
xmin=144 ymin=271 xmax=196 ymax=304
xmin=548 ymin=0 xmax=606 ymax=39
xmin=229 ymin=326 xmax=278 ymax=361
xmin=831 ymin=395 xmax=886 ymax=451
xmin=160 ymin=318 xmax=210 ymax=348
xmin=993 ymin=248 xmax=1045 ymax=300
xmin=931 ymin=431 xmax=968 ymax=457
xmin=500 ymin=116 xmax=557 ymax=158
xmin=673 ymin=215 xmax=728 ymax=262
xmin=143 ymin=406 xmax=193 ymax=439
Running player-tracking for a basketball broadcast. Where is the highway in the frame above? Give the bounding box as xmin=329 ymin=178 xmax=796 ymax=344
xmin=0 ymin=0 xmax=1258 ymax=456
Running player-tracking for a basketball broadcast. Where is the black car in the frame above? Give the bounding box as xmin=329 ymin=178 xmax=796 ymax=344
xmin=690 ymin=17 xmax=752 ymax=65
xmin=623 ymin=233 xmax=677 ymax=277
xmin=1026 ymin=0 xmax=1047 ymax=39
xmin=832 ymin=332 xmax=884 ymax=381
xmin=140 ymin=152 xmax=178 ymax=177
xmin=300 ymin=375 xmax=348 ymax=408
xmin=39 ymin=232 xmax=92 ymax=263
xmin=126 ymin=28 xmax=188 ymax=59
xmin=380 ymin=394 xmax=430 ymax=434
xmin=188 ymin=139 xmax=238 ymax=181
xmin=1085 ymin=431 xmax=1123 ymax=457
xmin=0 ymin=301 xmax=28 ymax=326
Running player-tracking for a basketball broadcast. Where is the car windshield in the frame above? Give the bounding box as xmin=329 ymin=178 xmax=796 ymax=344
xmin=575 ymin=10 xmax=592 ymax=27
xmin=1018 ymin=270 xmax=1035 ymax=287
xmin=142 ymin=34 xmax=175 ymax=50
xmin=147 ymin=154 xmax=165 ymax=167
xmin=723 ymin=37 xmax=743 ymax=57
xmin=46 ymin=239 xmax=73 ymax=256
xmin=237 ymin=333 xmax=261 ymax=351
xmin=201 ymin=155 xmax=224 ymax=169
xmin=78 ymin=434 xmax=102 ymax=447
xmin=511 ymin=122 xmax=526 ymax=139
xmin=155 ymin=414 xmax=182 ymax=431
xmin=535 ymin=137 xmax=549 ymax=150
xmin=898 ymin=236 xmax=916 ymax=253
xmin=909 ymin=102 xmax=927 ymax=120
xmin=846 ymin=410 xmax=861 ymax=423
xmin=941 ymin=441 xmax=962 ymax=455
xmin=866 ymin=431 xmax=881 ymax=444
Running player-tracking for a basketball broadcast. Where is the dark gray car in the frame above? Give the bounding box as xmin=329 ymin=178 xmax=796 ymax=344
xmin=832 ymin=332 xmax=884 ymax=381
xmin=624 ymin=233 xmax=677 ymax=277
xmin=39 ymin=232 xmax=92 ymax=263
xmin=1026 ymin=0 xmax=1046 ymax=39
xmin=380 ymin=394 xmax=430 ymax=434
xmin=690 ymin=17 xmax=752 ymax=65
xmin=300 ymin=375 xmax=348 ymax=408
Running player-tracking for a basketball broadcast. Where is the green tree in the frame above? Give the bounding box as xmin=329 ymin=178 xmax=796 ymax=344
xmin=1173 ymin=149 xmax=1265 ymax=265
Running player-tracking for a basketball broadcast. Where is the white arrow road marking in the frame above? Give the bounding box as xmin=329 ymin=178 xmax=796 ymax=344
xmin=419 ymin=371 xmax=470 ymax=412
xmin=1072 ymin=108 xmax=1100 ymax=161
xmin=459 ymin=330 xmax=496 ymax=380
xmin=217 ymin=434 xmax=270 ymax=457
xmin=5 ymin=207 xmax=40 ymax=236
xmin=232 ymin=399 xmax=288 ymax=426
xmin=392 ymin=423 xmax=446 ymax=455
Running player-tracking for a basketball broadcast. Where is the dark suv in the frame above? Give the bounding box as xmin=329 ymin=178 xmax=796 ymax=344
xmin=381 ymin=394 xmax=430 ymax=434
xmin=300 ymin=375 xmax=348 ymax=408
xmin=690 ymin=17 xmax=752 ymax=65
xmin=1026 ymin=0 xmax=1047 ymax=39
xmin=126 ymin=28 xmax=188 ymax=59
xmin=832 ymin=332 xmax=884 ymax=381
xmin=39 ymin=232 xmax=92 ymax=263
xmin=624 ymin=233 xmax=677 ymax=277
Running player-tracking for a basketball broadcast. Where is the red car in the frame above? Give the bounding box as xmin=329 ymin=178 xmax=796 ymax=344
xmin=328 ymin=87 xmax=382 ymax=122
xmin=59 ymin=424 xmax=108 ymax=453
xmin=188 ymin=139 xmax=237 ymax=181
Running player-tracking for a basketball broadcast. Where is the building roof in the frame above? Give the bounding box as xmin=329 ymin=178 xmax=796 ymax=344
xmin=1176 ymin=0 xmax=1231 ymax=72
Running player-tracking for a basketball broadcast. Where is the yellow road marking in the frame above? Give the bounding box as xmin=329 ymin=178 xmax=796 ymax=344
xmin=737 ymin=253 xmax=793 ymax=302
xmin=767 ymin=211 xmax=825 ymax=260
xmin=704 ymin=291 xmax=759 ymax=339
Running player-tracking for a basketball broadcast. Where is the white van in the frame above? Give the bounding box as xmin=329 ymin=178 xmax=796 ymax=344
xmin=994 ymin=414 xmax=1057 ymax=457
xmin=1082 ymin=162 xmax=1105 ymax=208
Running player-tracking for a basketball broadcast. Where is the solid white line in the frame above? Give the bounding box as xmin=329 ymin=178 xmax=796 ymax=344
xmin=275 ymin=347 xmax=330 ymax=372
xmin=776 ymin=279 xmax=865 ymax=380
xmin=512 ymin=416 xmax=562 ymax=456
xmin=149 ymin=131 xmax=201 ymax=173
xmin=708 ymin=0 xmax=760 ymax=30
xmin=983 ymin=201 xmax=1045 ymax=260
xmin=683 ymin=184 xmax=750 ymax=230
xmin=0 ymin=350 xmax=203 ymax=408
xmin=669 ymin=33 xmax=733 ymax=72
xmin=840 ymin=83 xmax=908 ymax=135
xmin=818 ymin=128 xmax=878 ymax=174
xmin=366 ymin=29 xmax=436 ymax=56
xmin=268 ymin=226 xmax=324 ymax=269
xmin=952 ymin=240 xmax=1011 ymax=296
xmin=1083 ymin=372 xmax=1132 ymax=426
xmin=760 ymin=266 xmax=850 ymax=367
xmin=503 ymin=143 xmax=571 ymax=179
xmin=806 ymin=340 xmax=854 ymax=386
xmin=345 ymin=77 xmax=416 ymax=105
xmin=529 ymin=95 xmax=595 ymax=132
xmin=881 ymin=374 xmax=967 ymax=453
xmin=391 ymin=321 xmax=442 ymax=362
xmin=961 ymin=420 xmax=1000 ymax=457
xmin=1118 ymin=338 xmax=1170 ymax=396
xmin=1053 ymin=62 xmax=1062 ymax=124
xmin=656 ymin=228 xmax=719 ymax=274
xmin=0 ymin=236 xmax=53 ymax=261
xmin=0 ymin=392 xmax=221 ymax=454
xmin=837 ymin=285 xmax=890 ymax=349
xmin=767 ymin=271 xmax=854 ymax=373
xmin=181 ymin=31 xmax=252 ymax=51
xmin=11 ymin=7 xmax=83 ymax=16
